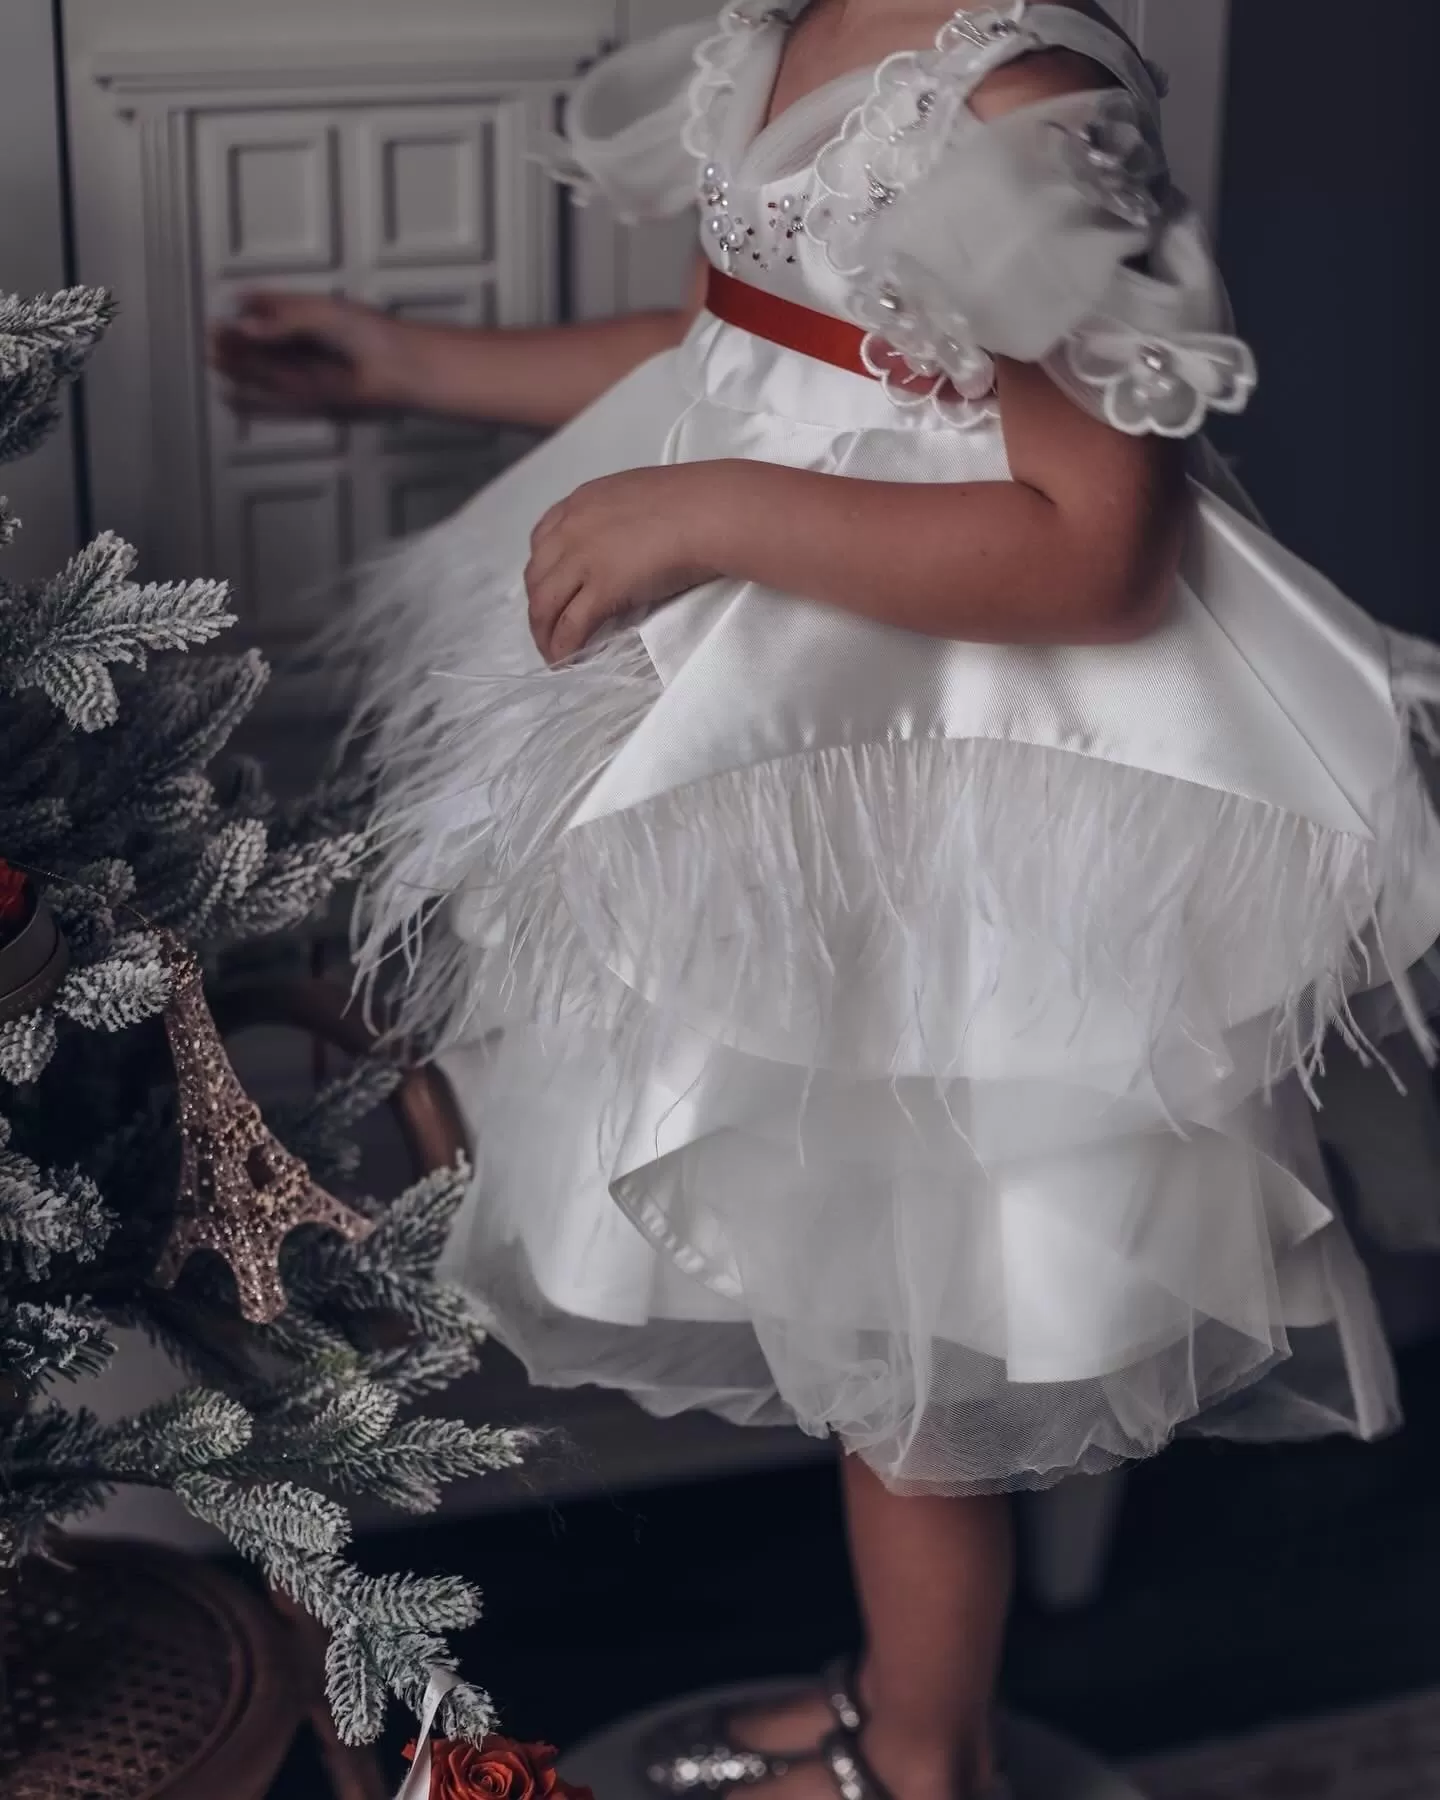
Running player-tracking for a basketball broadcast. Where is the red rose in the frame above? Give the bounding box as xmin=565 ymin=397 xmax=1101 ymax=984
xmin=0 ymin=861 xmax=28 ymax=929
xmin=403 ymin=1734 xmax=596 ymax=1800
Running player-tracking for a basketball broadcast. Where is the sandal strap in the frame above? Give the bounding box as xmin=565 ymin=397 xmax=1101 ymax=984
xmin=646 ymin=1743 xmax=802 ymax=1795
xmin=642 ymin=1703 xmax=815 ymax=1796
xmin=821 ymin=1730 xmax=895 ymax=1800
xmin=820 ymin=1658 xmax=865 ymax=1735
xmin=823 ymin=1727 xmax=1013 ymax=1800
xmin=642 ymin=1662 xmax=865 ymax=1799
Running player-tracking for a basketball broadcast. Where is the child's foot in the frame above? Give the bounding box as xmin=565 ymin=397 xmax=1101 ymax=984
xmin=645 ymin=1675 xmax=998 ymax=1800
xmin=740 ymin=1716 xmax=996 ymax=1800
xmin=643 ymin=1672 xmax=854 ymax=1800
xmin=728 ymin=1685 xmax=856 ymax=1758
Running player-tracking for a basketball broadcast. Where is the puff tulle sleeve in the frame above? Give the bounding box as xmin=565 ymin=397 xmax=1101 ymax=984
xmin=539 ymin=22 xmax=709 ymax=225
xmin=809 ymin=82 xmax=1257 ymax=438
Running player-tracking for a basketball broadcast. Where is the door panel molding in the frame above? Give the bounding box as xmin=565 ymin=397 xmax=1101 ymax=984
xmin=84 ymin=36 xmax=597 ymax=707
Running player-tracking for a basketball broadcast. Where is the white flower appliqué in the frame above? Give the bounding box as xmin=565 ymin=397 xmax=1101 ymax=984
xmin=1065 ymin=328 xmax=1258 ymax=438
xmin=803 ymin=2 xmax=1035 ymax=423
xmin=807 ymin=1 xmax=1038 ymax=274
xmin=852 ymin=257 xmax=999 ymax=428
xmin=935 ymin=0 xmax=1030 ymax=58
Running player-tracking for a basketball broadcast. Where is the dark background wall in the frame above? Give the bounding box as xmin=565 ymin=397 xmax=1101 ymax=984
xmin=1215 ymin=0 xmax=1432 ymax=634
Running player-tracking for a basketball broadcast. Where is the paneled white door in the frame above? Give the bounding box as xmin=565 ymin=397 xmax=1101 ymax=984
xmin=70 ymin=36 xmax=605 ymax=697
xmin=193 ymin=95 xmax=548 ymax=645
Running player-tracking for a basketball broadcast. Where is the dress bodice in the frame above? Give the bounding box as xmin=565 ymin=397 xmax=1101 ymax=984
xmin=550 ymin=0 xmax=1253 ymax=438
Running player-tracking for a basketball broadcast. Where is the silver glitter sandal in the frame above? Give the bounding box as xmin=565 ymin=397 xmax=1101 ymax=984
xmin=822 ymin=1730 xmax=1012 ymax=1800
xmin=642 ymin=1659 xmax=865 ymax=1796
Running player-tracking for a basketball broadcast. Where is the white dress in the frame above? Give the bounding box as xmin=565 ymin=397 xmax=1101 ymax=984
xmin=351 ymin=0 xmax=1440 ymax=1494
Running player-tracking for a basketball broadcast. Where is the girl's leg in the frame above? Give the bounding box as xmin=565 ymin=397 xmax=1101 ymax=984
xmin=735 ymin=1456 xmax=1014 ymax=1800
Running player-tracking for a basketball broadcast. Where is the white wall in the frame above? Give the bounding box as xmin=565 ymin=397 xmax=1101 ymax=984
xmin=1130 ymin=0 xmax=1231 ymax=230
xmin=63 ymin=0 xmax=613 ymax=51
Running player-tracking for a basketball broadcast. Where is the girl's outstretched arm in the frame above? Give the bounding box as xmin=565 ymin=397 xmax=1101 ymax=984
xmin=211 ymin=258 xmax=711 ymax=431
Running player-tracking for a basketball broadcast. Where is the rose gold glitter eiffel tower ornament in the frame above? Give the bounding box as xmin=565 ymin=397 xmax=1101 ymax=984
xmin=151 ymin=934 xmax=373 ymax=1323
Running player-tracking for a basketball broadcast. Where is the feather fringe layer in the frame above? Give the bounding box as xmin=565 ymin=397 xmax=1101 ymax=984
xmin=349 ymin=599 xmax=1440 ymax=1123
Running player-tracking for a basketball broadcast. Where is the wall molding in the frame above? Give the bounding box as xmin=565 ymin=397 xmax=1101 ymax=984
xmin=92 ymin=35 xmax=602 ymax=103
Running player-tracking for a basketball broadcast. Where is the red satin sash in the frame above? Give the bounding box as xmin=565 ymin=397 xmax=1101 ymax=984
xmin=705 ymin=265 xmax=876 ymax=381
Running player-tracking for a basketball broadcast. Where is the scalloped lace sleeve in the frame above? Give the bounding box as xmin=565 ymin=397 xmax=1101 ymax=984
xmin=811 ymin=80 xmax=1257 ymax=439
xmin=539 ymin=22 xmax=710 ymax=225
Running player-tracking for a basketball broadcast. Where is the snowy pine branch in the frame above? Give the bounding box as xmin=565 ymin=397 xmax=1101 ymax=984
xmin=0 ymin=533 xmax=234 ymax=732
xmin=0 ymin=288 xmax=114 ymax=474
xmin=323 ymin=1416 xmax=530 ymax=1514
xmin=0 ymin=288 xmax=116 ymax=377
xmin=176 ymin=1471 xmax=494 ymax=1744
xmin=269 ymin=1056 xmax=404 ymax=1185
xmin=362 ymin=1339 xmax=488 ymax=1403
xmin=177 ymin=1472 xmax=352 ymax=1554
xmin=54 ymin=941 xmax=173 ymax=1032
xmin=287 ymin=1161 xmax=487 ymax=1344
xmin=81 ymin=650 xmax=269 ymax=811
xmin=0 ymin=1301 xmax=113 ymax=1388
xmin=0 ymin=1007 xmax=59 ymax=1084
xmin=0 ymin=1145 xmax=112 ymax=1277
xmin=211 ymin=832 xmax=371 ymax=946
xmin=1 ymin=278 xmax=521 ymax=1750
xmin=99 ymin=1389 xmax=253 ymax=1474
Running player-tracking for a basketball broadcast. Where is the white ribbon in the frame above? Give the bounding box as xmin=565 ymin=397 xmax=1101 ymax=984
xmin=394 ymin=1666 xmax=462 ymax=1800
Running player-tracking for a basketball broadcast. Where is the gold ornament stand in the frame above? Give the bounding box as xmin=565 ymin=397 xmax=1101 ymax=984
xmin=562 ymin=1683 xmax=1149 ymax=1800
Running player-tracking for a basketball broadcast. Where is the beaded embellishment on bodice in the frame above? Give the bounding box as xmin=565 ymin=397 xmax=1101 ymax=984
xmin=682 ymin=1 xmax=1035 ymax=275
xmin=678 ymin=2 xmax=1047 ymax=422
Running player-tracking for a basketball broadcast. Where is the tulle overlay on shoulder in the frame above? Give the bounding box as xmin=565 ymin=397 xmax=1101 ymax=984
xmin=340 ymin=2 xmax=1440 ymax=1493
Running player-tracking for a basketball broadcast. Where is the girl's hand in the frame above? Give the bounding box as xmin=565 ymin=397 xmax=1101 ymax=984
xmin=525 ymin=465 xmax=735 ymax=664
xmin=209 ymin=292 xmax=414 ymax=419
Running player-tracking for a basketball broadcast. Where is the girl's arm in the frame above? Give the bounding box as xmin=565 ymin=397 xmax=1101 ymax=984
xmin=211 ymin=258 xmax=710 ymax=431
xmin=696 ymin=360 xmax=1187 ymax=646
xmin=526 ymin=375 xmax=1186 ymax=660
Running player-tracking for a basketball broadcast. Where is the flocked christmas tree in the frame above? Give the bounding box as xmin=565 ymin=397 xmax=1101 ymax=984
xmin=0 ymin=287 xmax=518 ymax=1745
